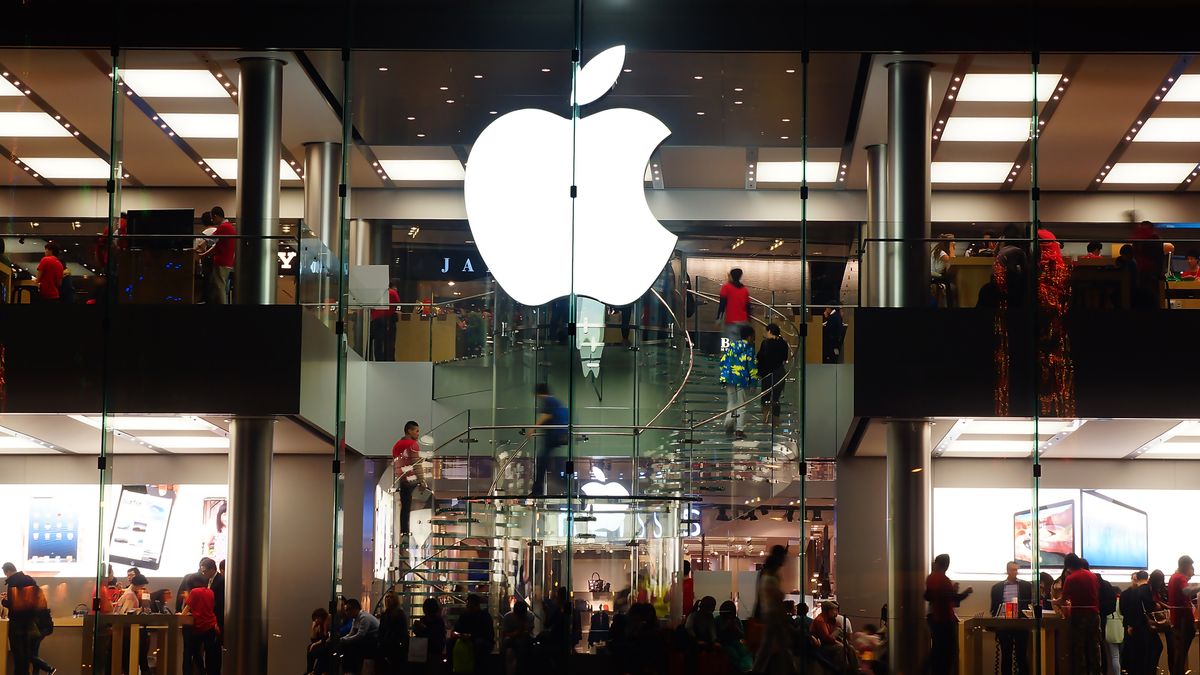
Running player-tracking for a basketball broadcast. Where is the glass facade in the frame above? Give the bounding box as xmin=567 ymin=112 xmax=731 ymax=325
xmin=1 ymin=8 xmax=1199 ymax=675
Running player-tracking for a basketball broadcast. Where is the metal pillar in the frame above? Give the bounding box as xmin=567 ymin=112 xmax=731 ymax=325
xmin=885 ymin=61 xmax=933 ymax=309
xmin=304 ymin=141 xmax=342 ymax=302
xmin=884 ymin=60 xmax=934 ymax=675
xmin=886 ymin=421 xmax=931 ymax=675
xmin=863 ymin=143 xmax=888 ymax=308
xmin=226 ymin=56 xmax=283 ymax=675
xmin=234 ymin=57 xmax=284 ymax=306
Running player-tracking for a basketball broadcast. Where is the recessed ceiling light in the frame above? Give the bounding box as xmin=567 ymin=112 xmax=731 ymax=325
xmin=0 ymin=112 xmax=73 ymax=137
xmin=202 ymin=158 xmax=302 ymax=181
xmin=696 ymin=111 xmax=705 ymax=116
xmin=446 ymin=99 xmax=455 ymax=104
xmin=440 ymin=86 xmax=449 ymax=91
xmin=489 ymin=111 xmax=498 ymax=115
xmin=406 ymin=116 xmax=415 ymax=121
xmin=157 ymin=113 xmax=238 ymax=138
xmin=785 ymin=69 xmax=796 ymax=74
xmin=734 ymin=87 xmax=744 ymax=92
xmin=623 ymin=68 xmax=632 ymax=73
xmin=940 ymin=117 xmax=1032 ymax=142
xmin=1132 ymin=118 xmax=1200 ymax=142
xmin=734 ymin=101 xmax=743 ymax=105
xmin=955 ymin=73 xmax=1063 ymax=102
xmin=1163 ymin=75 xmax=1200 ymax=101
xmin=1103 ymin=162 xmax=1196 ymax=184
xmin=17 ymin=157 xmax=109 ymax=179
xmin=780 ymin=135 xmax=789 ymax=140
xmin=378 ymin=67 xmax=389 ymax=72
xmin=755 ymin=161 xmax=840 ymax=183
xmin=119 ymin=69 xmax=229 ymax=98
xmin=541 ymin=68 xmax=551 ymax=73
xmin=930 ymin=161 xmax=1014 ymax=183
xmin=781 ymin=118 xmax=791 ymax=122
xmin=377 ymin=159 xmax=465 ymax=181
xmin=693 ymin=75 xmax=703 ymax=80
xmin=417 ymin=133 xmax=426 ymax=138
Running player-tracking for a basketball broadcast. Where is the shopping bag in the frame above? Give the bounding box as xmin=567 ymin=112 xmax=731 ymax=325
xmin=408 ymin=636 xmax=429 ymax=663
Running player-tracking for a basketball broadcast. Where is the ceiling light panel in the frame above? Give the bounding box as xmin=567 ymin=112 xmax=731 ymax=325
xmin=376 ymin=159 xmax=465 ymax=181
xmin=69 ymin=414 xmax=215 ymax=431
xmin=0 ymin=437 xmax=44 ymax=449
xmin=931 ymin=161 xmax=1014 ymax=183
xmin=955 ymin=74 xmax=1063 ymax=102
xmin=203 ymin=158 xmax=301 ymax=181
xmin=138 ymin=436 xmax=230 ymax=450
xmin=1141 ymin=442 xmax=1200 ymax=457
xmin=17 ymin=157 xmax=109 ymax=179
xmin=755 ymin=161 xmax=840 ymax=183
xmin=0 ymin=112 xmax=73 ymax=137
xmin=1103 ymin=162 xmax=1196 ymax=184
xmin=959 ymin=419 xmax=1083 ymax=436
xmin=940 ymin=117 xmax=1031 ymax=142
xmin=119 ymin=69 xmax=229 ymax=98
xmin=1163 ymin=75 xmax=1200 ymax=102
xmin=1131 ymin=118 xmax=1200 ymax=143
xmin=0 ymin=78 xmax=24 ymax=97
xmin=157 ymin=113 xmax=238 ymax=139
xmin=940 ymin=440 xmax=1035 ymax=456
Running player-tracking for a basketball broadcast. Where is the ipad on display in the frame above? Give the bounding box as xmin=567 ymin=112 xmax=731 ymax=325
xmin=26 ymin=496 xmax=79 ymax=567
xmin=108 ymin=486 xmax=176 ymax=571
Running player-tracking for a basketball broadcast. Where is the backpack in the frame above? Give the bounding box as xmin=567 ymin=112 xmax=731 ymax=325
xmin=36 ymin=607 xmax=54 ymax=636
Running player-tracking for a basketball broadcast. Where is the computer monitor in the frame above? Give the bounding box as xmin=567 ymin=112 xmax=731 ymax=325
xmin=1014 ymin=499 xmax=1075 ymax=568
xmin=125 ymin=209 xmax=195 ymax=249
xmin=1081 ymin=490 xmax=1148 ymax=569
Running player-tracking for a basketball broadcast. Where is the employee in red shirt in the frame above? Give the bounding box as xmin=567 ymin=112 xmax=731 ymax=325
xmin=1168 ymin=555 xmax=1196 ymax=675
xmin=206 ymin=206 xmax=236 ymax=304
xmin=371 ymin=281 xmax=401 ymax=361
xmin=183 ymin=574 xmax=221 ymax=675
xmin=1180 ymin=252 xmax=1200 ymax=280
xmin=925 ymin=553 xmax=972 ymax=675
xmin=392 ymin=420 xmax=426 ymax=537
xmin=36 ymin=242 xmax=64 ymax=302
xmin=1082 ymin=241 xmax=1104 ymax=259
xmin=1061 ymin=554 xmax=1101 ymax=675
xmin=716 ymin=268 xmax=752 ymax=343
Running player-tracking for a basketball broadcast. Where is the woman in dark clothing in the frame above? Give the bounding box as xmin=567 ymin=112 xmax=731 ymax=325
xmin=412 ymin=597 xmax=448 ymax=675
xmin=307 ymin=607 xmax=331 ymax=675
xmin=452 ymin=594 xmax=495 ymax=674
xmin=376 ymin=591 xmax=409 ymax=674
xmin=756 ymin=323 xmax=790 ymax=424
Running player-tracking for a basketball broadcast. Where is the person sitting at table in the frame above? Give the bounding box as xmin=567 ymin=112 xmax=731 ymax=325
xmin=931 ymin=233 xmax=955 ymax=306
xmin=1181 ymin=250 xmax=1200 ymax=279
xmin=1083 ymin=241 xmax=1104 ymax=259
xmin=966 ymin=231 xmax=997 ymax=257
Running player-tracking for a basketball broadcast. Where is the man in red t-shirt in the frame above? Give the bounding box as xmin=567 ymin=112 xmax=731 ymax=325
xmin=36 ymin=242 xmax=64 ymax=302
xmin=1168 ymin=555 xmax=1195 ymax=675
xmin=1061 ymin=554 xmax=1101 ymax=675
xmin=392 ymin=420 xmax=426 ymax=536
xmin=206 ymin=206 xmax=236 ymax=304
xmin=371 ymin=281 xmax=401 ymax=361
xmin=716 ymin=268 xmax=752 ymax=343
xmin=184 ymin=575 xmax=221 ymax=674
xmin=925 ymin=553 xmax=972 ymax=675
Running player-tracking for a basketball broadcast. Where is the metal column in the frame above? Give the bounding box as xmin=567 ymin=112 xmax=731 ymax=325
xmin=304 ymin=141 xmax=342 ymax=302
xmin=226 ymin=56 xmax=283 ymax=675
xmin=884 ymin=60 xmax=934 ymax=675
xmin=863 ymin=143 xmax=888 ymax=308
xmin=885 ymin=61 xmax=933 ymax=309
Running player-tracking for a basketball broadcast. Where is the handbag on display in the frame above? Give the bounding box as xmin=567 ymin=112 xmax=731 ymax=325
xmin=587 ymin=572 xmax=610 ymax=593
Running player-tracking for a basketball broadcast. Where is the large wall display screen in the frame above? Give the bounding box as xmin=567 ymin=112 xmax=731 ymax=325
xmin=0 ymin=484 xmax=228 ymax=577
xmin=936 ymin=487 xmax=1176 ymax=577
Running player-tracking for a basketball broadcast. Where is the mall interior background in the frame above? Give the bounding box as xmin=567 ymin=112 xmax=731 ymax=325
xmin=3 ymin=1 xmax=1200 ymax=672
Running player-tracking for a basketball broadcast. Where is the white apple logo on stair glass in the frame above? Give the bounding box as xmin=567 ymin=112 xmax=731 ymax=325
xmin=464 ymin=45 xmax=676 ymax=307
xmin=579 ymin=466 xmax=630 ymax=536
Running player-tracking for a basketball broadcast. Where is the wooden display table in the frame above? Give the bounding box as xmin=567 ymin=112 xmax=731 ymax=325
xmin=960 ymin=616 xmax=1066 ymax=675
xmin=1168 ymin=279 xmax=1200 ymax=308
xmin=0 ymin=616 xmax=84 ymax=673
xmin=81 ymin=613 xmax=192 ymax=675
xmin=945 ymin=256 xmax=994 ymax=308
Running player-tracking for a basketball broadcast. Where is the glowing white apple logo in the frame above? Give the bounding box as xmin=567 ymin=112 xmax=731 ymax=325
xmin=464 ymin=45 xmax=677 ymax=307
xmin=580 ymin=466 xmax=630 ymax=536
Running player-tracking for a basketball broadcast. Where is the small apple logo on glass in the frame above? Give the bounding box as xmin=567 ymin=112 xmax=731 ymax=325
xmin=579 ymin=466 xmax=630 ymax=536
xmin=464 ymin=45 xmax=677 ymax=307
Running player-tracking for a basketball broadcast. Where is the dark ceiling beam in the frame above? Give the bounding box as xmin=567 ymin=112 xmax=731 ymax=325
xmin=3 ymin=143 xmax=54 ymax=186
xmin=1001 ymin=55 xmax=1083 ymax=192
xmin=1088 ymin=55 xmax=1193 ymax=192
xmin=744 ymin=148 xmax=757 ymax=190
xmin=0 ymin=57 xmax=140 ymax=186
xmin=835 ymin=53 xmax=871 ymax=191
xmin=292 ymin=50 xmax=394 ymax=188
xmin=930 ymin=54 xmax=973 ymax=157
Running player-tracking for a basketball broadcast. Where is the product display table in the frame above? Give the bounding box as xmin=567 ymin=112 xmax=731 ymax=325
xmin=81 ymin=613 xmax=192 ymax=675
xmin=945 ymin=256 xmax=994 ymax=308
xmin=960 ymin=616 xmax=1066 ymax=675
xmin=0 ymin=616 xmax=84 ymax=672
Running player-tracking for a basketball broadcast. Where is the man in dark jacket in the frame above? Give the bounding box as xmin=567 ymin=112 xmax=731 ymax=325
xmin=3 ymin=562 xmax=40 ymax=674
xmin=994 ymin=224 xmax=1030 ymax=308
xmin=990 ymin=561 xmax=1035 ymax=675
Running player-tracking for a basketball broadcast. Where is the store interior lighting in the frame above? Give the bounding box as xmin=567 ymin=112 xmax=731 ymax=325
xmin=377 ymin=159 xmax=465 ymax=181
xmin=0 ymin=111 xmax=73 ymax=137
xmin=16 ymin=157 xmax=109 ymax=179
xmin=939 ymin=117 xmax=1032 ymax=142
xmin=754 ymin=161 xmax=840 ymax=183
xmin=156 ymin=113 xmax=238 ymax=139
xmin=1162 ymin=75 xmax=1200 ymax=102
xmin=954 ymin=73 xmax=1063 ymax=102
xmin=118 ymin=69 xmax=229 ymax=98
xmin=931 ymin=161 xmax=1015 ymax=184
xmin=1131 ymin=118 xmax=1200 ymax=142
xmin=202 ymin=158 xmax=302 ymax=181
xmin=1104 ymin=162 xmax=1196 ymax=184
